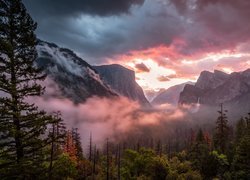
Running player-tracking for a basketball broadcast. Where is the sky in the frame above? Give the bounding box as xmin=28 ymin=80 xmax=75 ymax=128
xmin=23 ymin=0 xmax=250 ymax=92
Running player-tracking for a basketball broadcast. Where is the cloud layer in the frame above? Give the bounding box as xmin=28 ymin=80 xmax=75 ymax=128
xmin=22 ymin=0 xmax=250 ymax=89
xmin=32 ymin=95 xmax=189 ymax=147
xmin=23 ymin=0 xmax=145 ymax=17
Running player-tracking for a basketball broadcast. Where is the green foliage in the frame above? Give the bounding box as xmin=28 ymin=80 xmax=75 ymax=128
xmin=51 ymin=153 xmax=77 ymax=180
xmin=0 ymin=0 xmax=55 ymax=178
xmin=167 ymin=157 xmax=202 ymax=180
xmin=121 ymin=148 xmax=169 ymax=180
xmin=0 ymin=2 xmax=249 ymax=179
xmin=232 ymin=135 xmax=250 ymax=179
xmin=188 ymin=129 xmax=210 ymax=172
xmin=213 ymin=105 xmax=229 ymax=153
xmin=235 ymin=117 xmax=247 ymax=143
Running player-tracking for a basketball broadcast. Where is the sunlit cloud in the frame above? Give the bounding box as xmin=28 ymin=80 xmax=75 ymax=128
xmin=107 ymin=44 xmax=250 ymax=91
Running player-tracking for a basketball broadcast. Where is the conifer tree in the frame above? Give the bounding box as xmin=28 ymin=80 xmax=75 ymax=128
xmin=189 ymin=129 xmax=209 ymax=175
xmin=235 ymin=117 xmax=246 ymax=143
xmin=117 ymin=144 xmax=121 ymax=180
xmin=213 ymin=104 xmax=229 ymax=153
xmin=106 ymin=138 xmax=110 ymax=180
xmin=232 ymin=113 xmax=250 ymax=179
xmin=0 ymin=0 xmax=53 ymax=178
xmin=232 ymin=134 xmax=250 ymax=179
xmin=48 ymin=112 xmax=66 ymax=180
xmin=72 ymin=128 xmax=84 ymax=162
xmin=88 ymin=132 xmax=92 ymax=162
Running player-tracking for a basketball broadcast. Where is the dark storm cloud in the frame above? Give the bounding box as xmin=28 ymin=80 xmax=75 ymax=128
xmin=22 ymin=0 xmax=184 ymax=63
xmin=22 ymin=0 xmax=250 ymax=66
xmin=23 ymin=0 xmax=145 ymax=17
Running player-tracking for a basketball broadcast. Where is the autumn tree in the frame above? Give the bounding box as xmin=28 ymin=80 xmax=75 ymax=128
xmin=63 ymin=130 xmax=77 ymax=162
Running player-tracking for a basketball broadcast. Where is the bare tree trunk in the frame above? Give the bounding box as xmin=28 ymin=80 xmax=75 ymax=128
xmin=117 ymin=144 xmax=121 ymax=180
xmin=106 ymin=138 xmax=109 ymax=180
xmin=49 ymin=123 xmax=55 ymax=180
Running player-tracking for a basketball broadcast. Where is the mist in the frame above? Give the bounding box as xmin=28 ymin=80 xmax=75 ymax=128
xmin=24 ymin=78 xmax=248 ymax=153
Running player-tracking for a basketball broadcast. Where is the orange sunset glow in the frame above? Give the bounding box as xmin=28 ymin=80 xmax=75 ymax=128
xmin=107 ymin=44 xmax=250 ymax=91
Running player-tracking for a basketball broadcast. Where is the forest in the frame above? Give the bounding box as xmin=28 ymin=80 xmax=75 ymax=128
xmin=0 ymin=0 xmax=250 ymax=179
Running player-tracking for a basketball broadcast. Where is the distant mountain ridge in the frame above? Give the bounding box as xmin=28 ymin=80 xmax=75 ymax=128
xmin=152 ymin=82 xmax=194 ymax=106
xmin=94 ymin=64 xmax=150 ymax=106
xmin=179 ymin=69 xmax=250 ymax=109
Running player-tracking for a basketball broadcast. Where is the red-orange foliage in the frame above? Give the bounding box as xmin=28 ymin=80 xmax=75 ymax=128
xmin=63 ymin=130 xmax=77 ymax=162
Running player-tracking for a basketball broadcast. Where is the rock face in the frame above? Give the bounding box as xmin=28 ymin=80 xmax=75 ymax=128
xmin=36 ymin=40 xmax=116 ymax=103
xmin=179 ymin=69 xmax=250 ymax=109
xmin=152 ymin=82 xmax=194 ymax=106
xmin=94 ymin=64 xmax=150 ymax=106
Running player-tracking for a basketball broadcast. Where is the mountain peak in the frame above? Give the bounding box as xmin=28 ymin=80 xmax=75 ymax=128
xmin=94 ymin=65 xmax=149 ymax=106
xmin=179 ymin=68 xmax=250 ymax=109
xmin=195 ymin=69 xmax=229 ymax=90
xmin=152 ymin=82 xmax=194 ymax=106
xmin=36 ymin=41 xmax=116 ymax=103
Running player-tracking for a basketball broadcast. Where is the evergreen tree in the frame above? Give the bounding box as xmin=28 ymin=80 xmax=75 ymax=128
xmin=213 ymin=104 xmax=229 ymax=153
xmin=48 ymin=112 xmax=66 ymax=180
xmin=72 ymin=128 xmax=84 ymax=161
xmin=196 ymin=129 xmax=205 ymax=143
xmin=188 ymin=129 xmax=210 ymax=177
xmin=232 ymin=135 xmax=250 ymax=179
xmin=88 ymin=132 xmax=92 ymax=162
xmin=106 ymin=138 xmax=110 ymax=180
xmin=0 ymin=0 xmax=52 ymax=178
xmin=235 ymin=117 xmax=246 ymax=144
xmin=232 ymin=113 xmax=250 ymax=179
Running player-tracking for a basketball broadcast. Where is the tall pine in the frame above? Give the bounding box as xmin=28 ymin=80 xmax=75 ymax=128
xmin=72 ymin=128 xmax=84 ymax=161
xmin=48 ymin=112 xmax=66 ymax=180
xmin=0 ymin=0 xmax=52 ymax=178
xmin=232 ymin=113 xmax=250 ymax=179
xmin=213 ymin=104 xmax=229 ymax=153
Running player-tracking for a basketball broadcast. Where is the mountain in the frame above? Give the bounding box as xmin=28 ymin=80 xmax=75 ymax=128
xmin=179 ymin=69 xmax=250 ymax=114
xmin=144 ymin=89 xmax=166 ymax=102
xmin=36 ymin=40 xmax=116 ymax=103
xmin=152 ymin=82 xmax=194 ymax=106
xmin=94 ymin=64 xmax=150 ymax=106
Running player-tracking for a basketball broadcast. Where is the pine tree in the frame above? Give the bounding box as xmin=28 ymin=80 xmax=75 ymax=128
xmin=232 ymin=113 xmax=250 ymax=179
xmin=213 ymin=104 xmax=229 ymax=153
xmin=88 ymin=132 xmax=92 ymax=162
xmin=235 ymin=117 xmax=246 ymax=143
xmin=72 ymin=128 xmax=84 ymax=162
xmin=188 ymin=129 xmax=210 ymax=175
xmin=232 ymin=135 xmax=250 ymax=179
xmin=0 ymin=0 xmax=53 ymax=178
xmin=156 ymin=140 xmax=162 ymax=156
xmin=117 ymin=144 xmax=121 ymax=180
xmin=106 ymin=138 xmax=110 ymax=180
xmin=196 ymin=129 xmax=205 ymax=143
xmin=48 ymin=112 xmax=66 ymax=180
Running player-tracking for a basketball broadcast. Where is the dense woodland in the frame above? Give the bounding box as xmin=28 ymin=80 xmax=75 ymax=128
xmin=0 ymin=0 xmax=250 ymax=179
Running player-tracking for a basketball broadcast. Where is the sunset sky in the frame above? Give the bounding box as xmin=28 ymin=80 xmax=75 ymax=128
xmin=23 ymin=0 xmax=250 ymax=91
